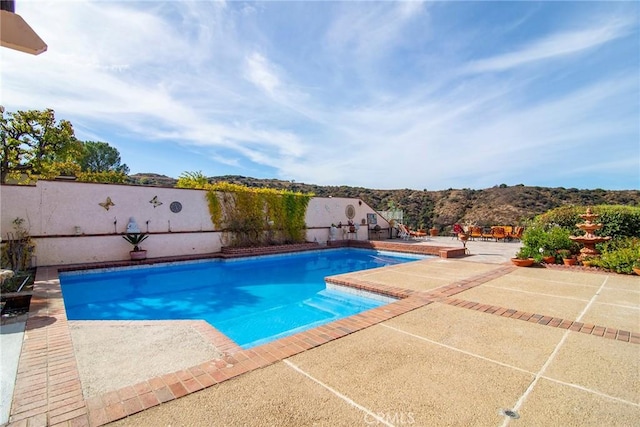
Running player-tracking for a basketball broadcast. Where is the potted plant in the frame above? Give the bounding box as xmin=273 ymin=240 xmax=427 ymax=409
xmin=122 ymin=233 xmax=149 ymax=260
xmin=633 ymin=260 xmax=640 ymax=276
xmin=0 ymin=218 xmax=36 ymax=314
xmin=557 ymin=249 xmax=576 ymax=266
xmin=430 ymin=227 xmax=439 ymax=237
xmin=511 ymin=248 xmax=535 ymax=267
xmin=539 ymin=248 xmax=556 ymax=264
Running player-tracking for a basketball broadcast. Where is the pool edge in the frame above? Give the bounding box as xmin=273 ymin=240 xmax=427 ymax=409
xmin=9 ymin=246 xmax=470 ymax=427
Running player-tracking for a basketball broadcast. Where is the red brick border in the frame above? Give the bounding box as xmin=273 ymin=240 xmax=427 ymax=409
xmin=9 ymin=255 xmax=436 ymax=426
xmin=9 ymin=273 xmax=89 ymax=426
xmin=82 ymin=293 xmax=434 ymax=426
xmin=9 ymin=248 xmax=635 ymax=427
xmin=220 ymin=242 xmax=322 ymax=257
xmin=345 ymin=239 xmax=467 ymax=258
xmin=440 ymin=297 xmax=639 ymax=344
xmin=56 ymin=239 xmax=464 ymax=275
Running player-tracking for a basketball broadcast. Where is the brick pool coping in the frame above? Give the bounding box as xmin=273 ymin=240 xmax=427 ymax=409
xmin=7 ymin=244 xmax=638 ymax=426
xmin=54 ymin=240 xmax=464 ymax=275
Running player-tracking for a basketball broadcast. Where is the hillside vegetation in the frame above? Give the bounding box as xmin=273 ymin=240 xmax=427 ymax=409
xmin=129 ymin=174 xmax=640 ymax=229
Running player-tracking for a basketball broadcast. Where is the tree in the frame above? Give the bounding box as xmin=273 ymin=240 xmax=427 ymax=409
xmin=1 ymin=109 xmax=130 ymax=184
xmin=79 ymin=141 xmax=129 ymax=174
xmin=0 ymin=108 xmax=76 ymax=183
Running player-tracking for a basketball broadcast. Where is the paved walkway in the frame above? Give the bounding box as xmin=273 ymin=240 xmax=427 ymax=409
xmin=391 ymin=234 xmax=523 ymax=264
xmin=3 ymin=239 xmax=639 ymax=426
xmin=0 ymin=315 xmax=27 ymax=425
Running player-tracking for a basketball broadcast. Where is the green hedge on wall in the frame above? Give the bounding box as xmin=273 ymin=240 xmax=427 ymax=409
xmin=533 ymin=205 xmax=640 ymax=239
xmin=177 ymin=174 xmax=313 ymax=247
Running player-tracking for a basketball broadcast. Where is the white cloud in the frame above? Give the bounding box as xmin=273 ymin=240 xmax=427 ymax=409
xmin=325 ymin=1 xmax=427 ymax=60
xmin=278 ymin=71 xmax=638 ymax=189
xmin=2 ymin=1 xmax=637 ymax=190
xmin=464 ymin=17 xmax=634 ymax=74
xmin=244 ymin=52 xmax=281 ymax=95
xmin=3 ymin=1 xmax=310 ymax=164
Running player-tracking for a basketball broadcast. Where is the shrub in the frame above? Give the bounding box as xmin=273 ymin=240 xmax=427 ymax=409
xmin=597 ymin=206 xmax=640 ymax=238
xmin=546 ymin=226 xmax=578 ymax=253
xmin=534 ymin=205 xmax=640 ymax=238
xmin=521 ymin=224 xmax=576 ymax=262
xmin=590 ymin=237 xmax=640 ymax=274
xmin=1 ymin=218 xmax=35 ymax=272
xmin=515 ymin=246 xmax=538 ymax=260
xmin=534 ymin=205 xmax=581 ymax=230
xmin=521 ymin=224 xmax=547 ymax=258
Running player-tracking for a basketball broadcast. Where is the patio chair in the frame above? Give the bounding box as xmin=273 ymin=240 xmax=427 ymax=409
xmin=491 ymin=226 xmax=507 ymax=242
xmin=508 ymin=226 xmax=524 ymax=241
xmin=409 ymin=227 xmax=427 ymax=240
xmin=469 ymin=226 xmax=482 ymax=241
xmin=452 ymin=223 xmax=464 ymax=239
xmin=481 ymin=227 xmax=494 ymax=241
xmin=397 ymin=224 xmax=410 ymax=240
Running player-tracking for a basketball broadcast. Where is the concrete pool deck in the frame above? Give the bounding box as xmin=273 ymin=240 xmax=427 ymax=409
xmin=3 ymin=237 xmax=639 ymax=426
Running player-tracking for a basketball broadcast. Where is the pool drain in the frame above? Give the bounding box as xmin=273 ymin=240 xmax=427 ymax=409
xmin=501 ymin=409 xmax=520 ymax=419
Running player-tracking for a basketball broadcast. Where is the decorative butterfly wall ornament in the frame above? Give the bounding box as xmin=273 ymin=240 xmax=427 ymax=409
xmin=99 ymin=197 xmax=115 ymax=210
xmin=149 ymin=196 xmax=163 ymax=208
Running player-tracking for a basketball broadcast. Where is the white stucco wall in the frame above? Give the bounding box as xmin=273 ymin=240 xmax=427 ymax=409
xmin=0 ymin=181 xmax=389 ymax=266
xmin=0 ymin=180 xmax=214 ymax=236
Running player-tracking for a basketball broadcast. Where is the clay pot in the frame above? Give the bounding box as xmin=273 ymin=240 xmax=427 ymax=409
xmin=511 ymin=258 xmax=535 ymax=267
xmin=130 ymin=250 xmax=147 ymax=261
xmin=632 ymin=267 xmax=640 ymax=276
xmin=542 ymin=256 xmax=556 ymax=264
xmin=430 ymin=228 xmax=438 ymax=237
xmin=562 ymin=257 xmax=577 ymax=266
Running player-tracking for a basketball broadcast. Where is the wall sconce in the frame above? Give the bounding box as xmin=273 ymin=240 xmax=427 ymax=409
xmin=74 ymin=226 xmax=82 ymax=235
xmin=0 ymin=2 xmax=47 ymax=55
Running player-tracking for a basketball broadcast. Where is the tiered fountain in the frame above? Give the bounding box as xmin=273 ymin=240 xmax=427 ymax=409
xmin=569 ymin=208 xmax=611 ymax=261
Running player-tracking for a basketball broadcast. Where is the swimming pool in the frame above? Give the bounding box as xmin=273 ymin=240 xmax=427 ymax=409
xmin=60 ymin=248 xmax=425 ymax=348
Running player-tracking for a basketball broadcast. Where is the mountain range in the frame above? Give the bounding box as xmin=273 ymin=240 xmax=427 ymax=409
xmin=129 ymin=174 xmax=640 ymax=229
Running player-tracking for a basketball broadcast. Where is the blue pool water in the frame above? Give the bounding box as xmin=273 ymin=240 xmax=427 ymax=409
xmin=60 ymin=248 xmax=424 ymax=348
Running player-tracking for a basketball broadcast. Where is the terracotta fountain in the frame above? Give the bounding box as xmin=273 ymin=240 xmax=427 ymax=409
xmin=570 ymin=208 xmax=611 ymax=261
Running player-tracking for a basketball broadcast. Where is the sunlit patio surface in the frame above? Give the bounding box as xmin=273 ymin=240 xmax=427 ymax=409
xmin=5 ymin=237 xmax=639 ymax=426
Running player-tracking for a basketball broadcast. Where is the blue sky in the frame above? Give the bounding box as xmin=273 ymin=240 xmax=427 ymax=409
xmin=2 ymin=1 xmax=638 ymax=190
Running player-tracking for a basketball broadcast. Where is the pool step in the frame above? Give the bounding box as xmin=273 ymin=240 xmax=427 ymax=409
xmin=302 ymin=289 xmax=378 ymax=316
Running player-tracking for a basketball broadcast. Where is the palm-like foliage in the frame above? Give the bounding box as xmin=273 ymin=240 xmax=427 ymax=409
xmin=122 ymin=233 xmax=148 ymax=251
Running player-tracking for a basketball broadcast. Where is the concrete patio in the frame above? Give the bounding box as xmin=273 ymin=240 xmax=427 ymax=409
xmin=3 ymin=237 xmax=639 ymax=426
